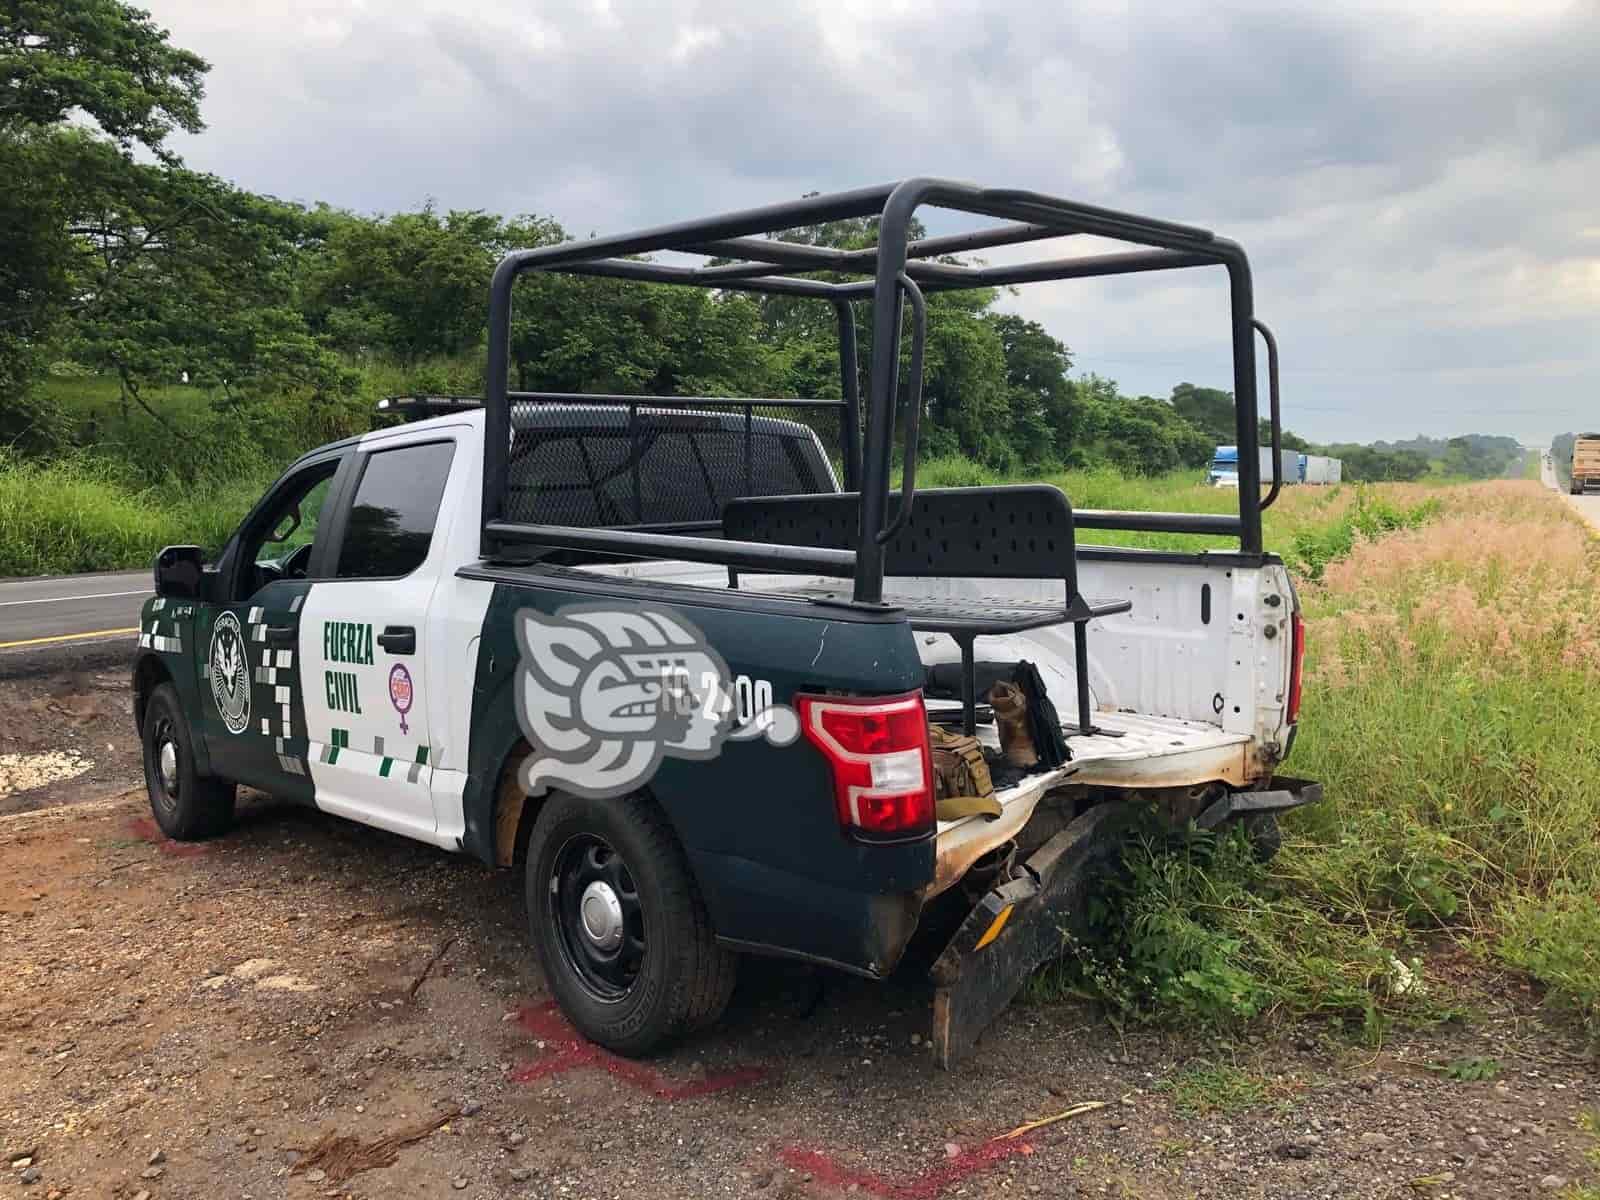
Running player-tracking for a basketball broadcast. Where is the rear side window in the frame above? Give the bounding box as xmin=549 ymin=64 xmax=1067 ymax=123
xmin=507 ymin=426 xmax=835 ymax=527
xmin=335 ymin=441 xmax=455 ymax=578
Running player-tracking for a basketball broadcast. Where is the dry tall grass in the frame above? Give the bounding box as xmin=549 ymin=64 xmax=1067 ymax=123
xmin=1290 ymin=480 xmax=1600 ymax=1024
xmin=1038 ymin=479 xmax=1600 ymax=1035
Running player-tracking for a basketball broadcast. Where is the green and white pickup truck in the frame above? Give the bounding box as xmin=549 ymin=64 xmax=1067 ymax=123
xmin=132 ymin=179 xmax=1318 ymax=1066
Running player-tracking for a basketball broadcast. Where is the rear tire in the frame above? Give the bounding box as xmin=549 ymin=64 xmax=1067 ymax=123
xmin=141 ymin=682 xmax=236 ymax=840
xmin=526 ymin=791 xmax=736 ymax=1055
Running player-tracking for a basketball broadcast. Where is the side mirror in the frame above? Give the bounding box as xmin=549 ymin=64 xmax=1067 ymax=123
xmin=154 ymin=545 xmax=206 ymax=599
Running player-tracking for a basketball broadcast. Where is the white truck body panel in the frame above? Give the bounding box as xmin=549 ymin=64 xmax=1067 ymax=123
xmin=1210 ymin=447 xmax=1298 ymax=488
xmin=1302 ymin=455 xmax=1340 ymax=484
xmin=295 ymin=417 xmax=492 ymax=850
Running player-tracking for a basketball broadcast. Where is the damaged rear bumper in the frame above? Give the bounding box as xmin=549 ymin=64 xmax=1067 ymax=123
xmin=927 ymin=775 xmax=1322 ymax=1069
xmin=1195 ymin=774 xmax=1322 ymax=829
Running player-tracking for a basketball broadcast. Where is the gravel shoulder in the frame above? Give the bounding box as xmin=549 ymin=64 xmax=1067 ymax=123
xmin=2 ymin=667 xmax=1598 ymax=1199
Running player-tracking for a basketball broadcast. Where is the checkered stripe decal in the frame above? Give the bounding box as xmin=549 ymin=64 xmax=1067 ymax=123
xmin=139 ymin=598 xmax=183 ymax=654
xmin=308 ymin=728 xmax=431 ymax=783
xmin=231 ymin=603 xmax=304 ymax=771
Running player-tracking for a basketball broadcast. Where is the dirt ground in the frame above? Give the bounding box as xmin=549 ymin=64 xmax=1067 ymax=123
xmin=2 ymin=660 xmax=1598 ymax=1200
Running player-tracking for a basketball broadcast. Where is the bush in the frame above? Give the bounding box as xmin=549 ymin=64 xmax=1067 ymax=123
xmin=1289 ymin=487 xmax=1440 ymax=579
xmin=1028 ymin=820 xmax=1401 ymax=1036
xmin=0 ymin=389 xmax=73 ymax=457
xmin=1497 ymin=890 xmax=1600 ymax=1033
xmin=0 ymin=451 xmax=267 ymax=575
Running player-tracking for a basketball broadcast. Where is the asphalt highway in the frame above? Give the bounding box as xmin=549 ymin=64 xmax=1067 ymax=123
xmin=0 ymin=569 xmax=150 ymax=656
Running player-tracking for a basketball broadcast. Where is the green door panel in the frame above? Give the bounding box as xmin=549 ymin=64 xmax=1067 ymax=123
xmin=196 ymin=578 xmax=316 ymax=802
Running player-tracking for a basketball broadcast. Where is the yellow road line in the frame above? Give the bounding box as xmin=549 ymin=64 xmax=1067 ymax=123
xmin=0 ymin=626 xmax=139 ymax=650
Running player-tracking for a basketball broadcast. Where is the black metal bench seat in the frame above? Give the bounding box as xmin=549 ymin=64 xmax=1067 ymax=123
xmin=722 ymin=485 xmax=1133 ymax=738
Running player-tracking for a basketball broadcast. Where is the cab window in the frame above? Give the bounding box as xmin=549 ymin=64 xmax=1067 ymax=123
xmin=236 ymin=461 xmax=339 ymax=600
xmin=334 ymin=441 xmax=455 ymax=579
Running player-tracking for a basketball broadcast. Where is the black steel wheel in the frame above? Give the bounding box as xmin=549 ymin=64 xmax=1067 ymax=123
xmin=148 ymin=709 xmax=182 ymax=822
xmin=549 ymin=834 xmax=647 ymax=1002
xmin=141 ymin=682 xmax=235 ymax=840
xmin=525 ymin=791 xmax=736 ymax=1055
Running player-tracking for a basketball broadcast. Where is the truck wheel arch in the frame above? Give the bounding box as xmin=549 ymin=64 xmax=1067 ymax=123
xmin=492 ymin=739 xmax=541 ymax=867
xmin=487 ymin=742 xmax=691 ymax=877
xmin=133 ymin=652 xmax=217 ymax=780
xmin=132 ymin=654 xmax=173 ymax=735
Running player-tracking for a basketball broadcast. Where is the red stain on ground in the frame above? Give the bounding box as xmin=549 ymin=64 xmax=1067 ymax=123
xmin=510 ymin=1001 xmax=769 ymax=1100
xmin=127 ymin=817 xmax=209 ymax=857
xmin=777 ymin=1141 xmax=1033 ymax=1200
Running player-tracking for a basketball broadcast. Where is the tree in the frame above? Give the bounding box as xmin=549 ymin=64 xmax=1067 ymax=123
xmin=1260 ymin=420 xmax=1311 ymax=452
xmin=1319 ymin=443 xmax=1430 ymax=481
xmin=1 ymin=0 xmax=210 ymax=414
xmin=1169 ymin=382 xmax=1236 ymax=442
xmin=304 ymin=206 xmax=531 ymax=362
xmin=56 ymin=133 xmax=350 ymax=422
xmin=0 ymin=0 xmax=206 ymax=155
xmin=989 ymin=314 xmax=1077 ymax=466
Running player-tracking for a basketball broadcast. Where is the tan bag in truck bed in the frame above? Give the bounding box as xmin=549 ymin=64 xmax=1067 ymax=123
xmin=929 ymin=726 xmax=1001 ymax=821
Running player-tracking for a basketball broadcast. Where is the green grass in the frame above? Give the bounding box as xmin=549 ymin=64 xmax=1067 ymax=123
xmin=37 ymin=372 xmax=218 ymax=423
xmin=0 ymin=453 xmax=269 ymax=576
xmin=914 ymin=454 xmax=1399 ymax=560
xmin=1562 ymin=1111 xmax=1600 ymax=1199
xmin=1159 ymin=1063 xmax=1269 ymax=1117
xmin=1033 ymin=479 xmax=1600 ymax=1042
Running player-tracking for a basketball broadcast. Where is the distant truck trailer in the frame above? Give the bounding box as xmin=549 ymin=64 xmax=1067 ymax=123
xmin=1207 ymin=445 xmax=1299 ymax=488
xmin=1297 ymin=453 xmax=1343 ymax=485
xmin=1571 ymin=434 xmax=1600 ymax=494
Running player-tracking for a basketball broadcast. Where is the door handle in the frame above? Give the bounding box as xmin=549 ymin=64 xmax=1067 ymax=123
xmin=378 ymin=625 xmax=416 ymax=655
xmin=266 ymin=625 xmax=295 ymax=644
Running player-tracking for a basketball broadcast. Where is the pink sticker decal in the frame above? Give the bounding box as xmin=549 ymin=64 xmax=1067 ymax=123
xmin=389 ymin=663 xmax=413 ymax=733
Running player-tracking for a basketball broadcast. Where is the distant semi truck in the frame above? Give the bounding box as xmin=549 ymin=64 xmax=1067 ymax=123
xmin=1571 ymin=435 xmax=1600 ymax=494
xmin=1297 ymin=453 xmax=1342 ymax=485
xmin=1207 ymin=445 xmax=1301 ymax=488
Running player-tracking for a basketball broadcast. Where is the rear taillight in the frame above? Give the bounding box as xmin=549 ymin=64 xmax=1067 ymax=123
xmin=795 ymin=691 xmax=934 ymax=841
xmin=1287 ymin=609 xmax=1306 ymax=724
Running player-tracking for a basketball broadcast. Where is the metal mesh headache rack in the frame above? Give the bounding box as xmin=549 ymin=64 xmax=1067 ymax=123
xmin=504 ymin=394 xmax=846 ymax=529
xmin=476 ymin=177 xmax=1288 ymax=732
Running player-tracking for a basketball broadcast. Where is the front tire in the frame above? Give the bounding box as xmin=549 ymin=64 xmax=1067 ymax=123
xmin=142 ymin=682 xmax=235 ymax=840
xmin=526 ymin=791 xmax=736 ymax=1055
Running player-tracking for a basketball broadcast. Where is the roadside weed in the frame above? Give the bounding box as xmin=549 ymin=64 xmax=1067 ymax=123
xmin=1159 ymin=1063 xmax=1269 ymax=1117
xmin=1039 ymin=481 xmax=1600 ymax=1040
xmin=1433 ymin=1056 xmax=1500 ymax=1082
xmin=1497 ymin=890 xmax=1600 ymax=1032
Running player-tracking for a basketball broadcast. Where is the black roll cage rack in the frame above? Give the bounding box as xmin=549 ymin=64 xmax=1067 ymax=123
xmin=482 ymin=177 xmax=1283 ymax=606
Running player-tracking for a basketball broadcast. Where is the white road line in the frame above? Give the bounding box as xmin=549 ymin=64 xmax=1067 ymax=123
xmin=0 ymin=589 xmax=152 ymax=608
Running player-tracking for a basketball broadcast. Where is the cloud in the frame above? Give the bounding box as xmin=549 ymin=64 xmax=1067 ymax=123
xmin=151 ymin=0 xmax=1600 ymax=443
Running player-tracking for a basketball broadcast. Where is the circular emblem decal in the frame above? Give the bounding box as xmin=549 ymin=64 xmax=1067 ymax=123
xmin=208 ymin=611 xmax=251 ymax=735
xmin=389 ymin=663 xmax=414 ymax=734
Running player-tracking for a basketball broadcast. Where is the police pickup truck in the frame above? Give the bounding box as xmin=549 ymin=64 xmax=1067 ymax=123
xmin=133 ymin=179 xmax=1318 ymax=1066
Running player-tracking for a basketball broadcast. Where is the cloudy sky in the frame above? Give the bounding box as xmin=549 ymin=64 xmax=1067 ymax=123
xmin=150 ymin=0 xmax=1598 ymax=445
